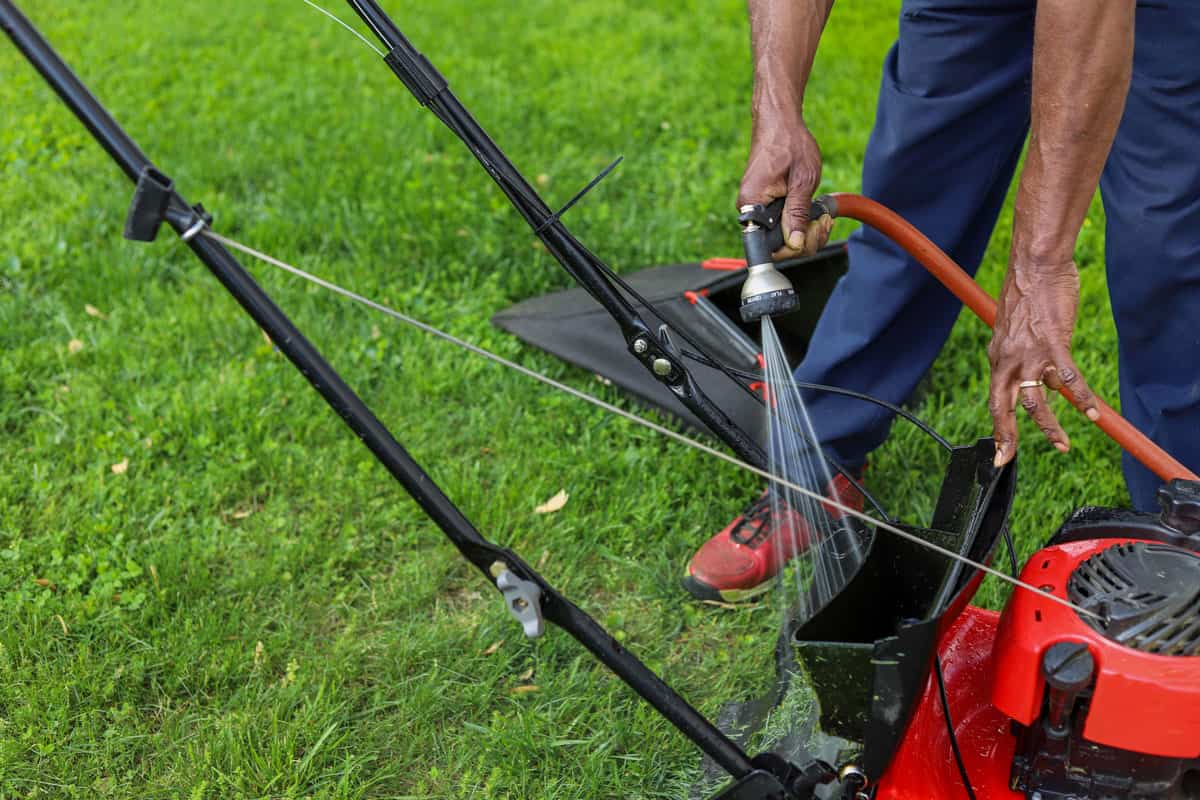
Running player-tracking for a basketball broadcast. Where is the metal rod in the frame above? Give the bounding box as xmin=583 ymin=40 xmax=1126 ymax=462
xmin=0 ymin=0 xmax=756 ymax=781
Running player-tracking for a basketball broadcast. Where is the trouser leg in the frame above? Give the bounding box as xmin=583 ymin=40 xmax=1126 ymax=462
xmin=1100 ymin=0 xmax=1200 ymax=510
xmin=796 ymin=0 xmax=1037 ymax=466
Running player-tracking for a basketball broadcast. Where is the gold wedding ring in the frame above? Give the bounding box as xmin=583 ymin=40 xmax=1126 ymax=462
xmin=1018 ymin=380 xmax=1044 ymax=389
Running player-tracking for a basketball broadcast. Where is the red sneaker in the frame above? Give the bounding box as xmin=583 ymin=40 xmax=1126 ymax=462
xmin=682 ymin=472 xmax=865 ymax=603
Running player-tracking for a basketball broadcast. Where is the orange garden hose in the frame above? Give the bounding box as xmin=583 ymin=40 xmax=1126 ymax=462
xmin=819 ymin=192 xmax=1198 ymax=484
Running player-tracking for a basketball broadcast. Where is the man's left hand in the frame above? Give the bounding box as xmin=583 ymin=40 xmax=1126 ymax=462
xmin=987 ymin=259 xmax=1100 ymax=467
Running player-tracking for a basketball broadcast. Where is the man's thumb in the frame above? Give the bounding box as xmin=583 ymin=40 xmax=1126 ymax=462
xmin=783 ymin=192 xmax=812 ymax=251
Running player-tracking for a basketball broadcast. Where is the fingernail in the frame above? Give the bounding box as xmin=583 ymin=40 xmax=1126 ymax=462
xmin=788 ymin=231 xmax=804 ymax=250
xmin=1086 ymin=408 xmax=1100 ymax=421
xmin=993 ymin=448 xmax=1004 ymax=467
xmin=1055 ymin=442 xmax=1069 ymax=454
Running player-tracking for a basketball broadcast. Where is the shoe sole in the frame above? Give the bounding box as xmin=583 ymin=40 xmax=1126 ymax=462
xmin=681 ymin=571 xmax=773 ymax=605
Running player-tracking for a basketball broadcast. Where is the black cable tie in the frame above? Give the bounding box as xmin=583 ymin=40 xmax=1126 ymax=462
xmin=535 ymin=155 xmax=623 ymax=233
xmin=383 ymin=43 xmax=448 ymax=106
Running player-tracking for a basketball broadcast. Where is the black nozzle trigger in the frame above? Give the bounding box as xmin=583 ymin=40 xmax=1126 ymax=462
xmin=738 ymin=196 xmax=834 ymax=257
xmin=738 ymin=197 xmax=787 ymax=259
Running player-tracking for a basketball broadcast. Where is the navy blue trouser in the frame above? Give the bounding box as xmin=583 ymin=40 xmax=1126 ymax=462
xmin=796 ymin=0 xmax=1200 ymax=511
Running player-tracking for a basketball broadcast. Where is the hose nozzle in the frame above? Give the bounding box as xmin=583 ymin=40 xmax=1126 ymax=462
xmin=738 ymin=200 xmax=798 ymax=323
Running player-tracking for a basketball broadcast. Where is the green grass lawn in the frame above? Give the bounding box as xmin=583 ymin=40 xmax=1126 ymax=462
xmin=0 ymin=1 xmax=1128 ymax=797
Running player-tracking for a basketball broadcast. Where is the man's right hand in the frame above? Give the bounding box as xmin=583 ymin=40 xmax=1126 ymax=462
xmin=740 ymin=0 xmax=835 ymax=257
xmin=738 ymin=115 xmax=833 ymax=258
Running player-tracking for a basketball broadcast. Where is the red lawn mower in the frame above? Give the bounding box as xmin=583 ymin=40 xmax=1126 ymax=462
xmin=3 ymin=2 xmax=1198 ymax=798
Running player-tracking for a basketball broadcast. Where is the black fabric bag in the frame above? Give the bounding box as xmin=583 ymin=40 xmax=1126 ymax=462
xmin=491 ymin=244 xmax=848 ymax=442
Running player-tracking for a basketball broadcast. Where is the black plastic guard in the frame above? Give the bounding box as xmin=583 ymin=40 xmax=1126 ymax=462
xmin=787 ymin=439 xmax=1017 ymax=781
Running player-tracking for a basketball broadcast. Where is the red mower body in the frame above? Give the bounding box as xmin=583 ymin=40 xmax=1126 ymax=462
xmin=879 ymin=536 xmax=1200 ymax=799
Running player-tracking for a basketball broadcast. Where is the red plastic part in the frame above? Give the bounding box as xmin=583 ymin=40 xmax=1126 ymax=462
xmin=701 ymin=257 xmax=747 ymax=271
xmin=991 ymin=539 xmax=1200 ymax=759
xmin=748 ymin=381 xmax=773 ymax=408
xmin=876 ymin=606 xmax=1021 ymax=800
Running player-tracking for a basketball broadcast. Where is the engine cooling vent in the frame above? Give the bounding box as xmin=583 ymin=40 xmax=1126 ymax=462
xmin=1067 ymin=542 xmax=1200 ymax=656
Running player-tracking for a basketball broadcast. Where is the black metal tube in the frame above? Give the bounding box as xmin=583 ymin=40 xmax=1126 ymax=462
xmin=1 ymin=0 xmax=758 ymax=782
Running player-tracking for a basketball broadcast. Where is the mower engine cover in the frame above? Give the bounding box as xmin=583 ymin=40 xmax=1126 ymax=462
xmin=991 ymin=479 xmax=1200 ymax=800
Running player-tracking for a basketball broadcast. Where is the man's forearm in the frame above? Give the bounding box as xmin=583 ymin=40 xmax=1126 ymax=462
xmin=1012 ymin=0 xmax=1135 ymax=266
xmin=748 ymin=0 xmax=834 ymax=123
xmin=988 ymin=1 xmax=1132 ymax=464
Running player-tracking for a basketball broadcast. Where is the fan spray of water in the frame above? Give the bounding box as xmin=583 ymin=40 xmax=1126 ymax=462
xmin=760 ymin=317 xmax=867 ymax=622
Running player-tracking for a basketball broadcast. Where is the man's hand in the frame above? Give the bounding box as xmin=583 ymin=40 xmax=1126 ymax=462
xmin=987 ymin=260 xmax=1099 ymax=467
xmin=739 ymin=116 xmax=833 ymax=256
xmin=741 ymin=0 xmax=835 ymax=256
xmin=987 ymin=0 xmax=1133 ymax=466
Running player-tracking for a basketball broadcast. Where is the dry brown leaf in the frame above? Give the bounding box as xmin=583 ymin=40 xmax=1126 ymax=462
xmin=511 ymin=685 xmax=540 ymax=694
xmin=482 ymin=639 xmax=505 ymax=656
xmin=232 ymin=508 xmax=253 ymax=520
xmin=517 ymin=667 xmax=534 ymax=681
xmin=534 ymin=489 xmax=568 ymax=514
xmin=111 ymin=458 xmax=129 ymax=475
xmin=67 ymin=338 xmax=84 ymax=354
xmin=536 ymin=173 xmax=550 ymax=186
xmin=84 ymin=304 xmax=108 ymax=320
xmin=34 ymin=578 xmax=55 ymax=590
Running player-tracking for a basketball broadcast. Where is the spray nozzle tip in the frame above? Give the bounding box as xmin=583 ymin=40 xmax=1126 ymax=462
xmin=739 ymin=262 xmax=799 ymax=322
xmin=740 ymin=292 xmax=798 ymax=323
